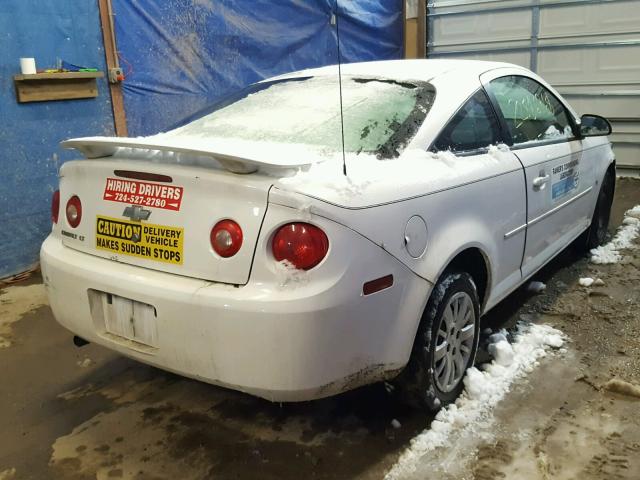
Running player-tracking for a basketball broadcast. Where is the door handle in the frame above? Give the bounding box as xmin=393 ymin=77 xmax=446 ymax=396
xmin=533 ymin=174 xmax=550 ymax=189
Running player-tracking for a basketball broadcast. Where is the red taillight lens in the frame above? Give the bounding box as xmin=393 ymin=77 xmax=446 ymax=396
xmin=51 ymin=190 xmax=60 ymax=224
xmin=66 ymin=195 xmax=82 ymax=228
xmin=272 ymin=223 xmax=329 ymax=270
xmin=211 ymin=219 xmax=243 ymax=257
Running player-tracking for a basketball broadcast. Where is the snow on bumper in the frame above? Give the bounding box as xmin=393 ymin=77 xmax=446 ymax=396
xmin=40 ymin=224 xmax=430 ymax=402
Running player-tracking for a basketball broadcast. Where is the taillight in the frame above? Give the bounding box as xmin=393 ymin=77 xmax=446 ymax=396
xmin=51 ymin=190 xmax=60 ymax=224
xmin=272 ymin=223 xmax=329 ymax=270
xmin=66 ymin=195 xmax=82 ymax=228
xmin=211 ymin=219 xmax=243 ymax=257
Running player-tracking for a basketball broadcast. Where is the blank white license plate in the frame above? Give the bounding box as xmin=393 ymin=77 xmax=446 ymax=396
xmin=102 ymin=293 xmax=158 ymax=348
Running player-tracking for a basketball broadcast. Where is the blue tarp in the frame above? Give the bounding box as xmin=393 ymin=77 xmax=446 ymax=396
xmin=112 ymin=0 xmax=404 ymax=136
xmin=0 ymin=1 xmax=114 ymax=279
xmin=0 ymin=1 xmax=402 ymax=278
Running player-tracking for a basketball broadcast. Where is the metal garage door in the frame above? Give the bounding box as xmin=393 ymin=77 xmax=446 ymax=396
xmin=426 ymin=0 xmax=640 ymax=175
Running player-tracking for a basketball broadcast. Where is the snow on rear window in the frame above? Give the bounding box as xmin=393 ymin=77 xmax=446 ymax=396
xmin=165 ymin=76 xmax=435 ymax=159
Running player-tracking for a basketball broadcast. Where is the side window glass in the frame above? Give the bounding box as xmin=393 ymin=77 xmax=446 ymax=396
xmin=488 ymin=76 xmax=573 ymax=145
xmin=432 ymin=90 xmax=501 ymax=153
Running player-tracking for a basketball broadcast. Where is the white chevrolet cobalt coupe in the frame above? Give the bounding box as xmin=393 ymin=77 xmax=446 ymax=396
xmin=41 ymin=60 xmax=614 ymax=410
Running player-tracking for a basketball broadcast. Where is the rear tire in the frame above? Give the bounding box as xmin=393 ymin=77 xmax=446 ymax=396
xmin=397 ymin=271 xmax=480 ymax=412
xmin=577 ymin=171 xmax=614 ymax=252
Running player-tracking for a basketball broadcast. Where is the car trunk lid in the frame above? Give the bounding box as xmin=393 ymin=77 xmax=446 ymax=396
xmin=57 ymin=157 xmax=273 ymax=285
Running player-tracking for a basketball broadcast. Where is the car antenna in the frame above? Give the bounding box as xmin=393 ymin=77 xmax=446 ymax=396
xmin=334 ymin=3 xmax=347 ymax=177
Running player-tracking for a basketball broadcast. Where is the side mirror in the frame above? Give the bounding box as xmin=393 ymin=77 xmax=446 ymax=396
xmin=580 ymin=114 xmax=612 ymax=137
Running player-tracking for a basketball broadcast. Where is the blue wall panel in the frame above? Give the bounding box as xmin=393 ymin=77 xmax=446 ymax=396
xmin=112 ymin=0 xmax=403 ymax=137
xmin=0 ymin=0 xmax=402 ymax=278
xmin=0 ymin=1 xmax=114 ymax=278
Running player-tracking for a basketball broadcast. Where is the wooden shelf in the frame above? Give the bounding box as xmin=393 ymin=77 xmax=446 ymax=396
xmin=14 ymin=71 xmax=104 ymax=103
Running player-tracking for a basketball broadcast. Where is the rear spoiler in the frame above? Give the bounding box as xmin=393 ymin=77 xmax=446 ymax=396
xmin=61 ymin=136 xmax=317 ymax=174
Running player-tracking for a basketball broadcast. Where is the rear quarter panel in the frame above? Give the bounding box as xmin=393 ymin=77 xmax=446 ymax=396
xmin=279 ymin=161 xmax=527 ymax=312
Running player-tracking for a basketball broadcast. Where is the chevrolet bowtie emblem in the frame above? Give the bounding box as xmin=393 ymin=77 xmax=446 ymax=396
xmin=123 ymin=205 xmax=151 ymax=222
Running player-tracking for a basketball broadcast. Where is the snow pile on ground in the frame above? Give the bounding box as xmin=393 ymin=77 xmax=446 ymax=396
xmin=487 ymin=332 xmax=515 ymax=367
xmin=579 ymin=277 xmax=595 ymax=287
xmin=384 ymin=323 xmax=565 ymax=480
xmin=526 ymin=281 xmax=546 ymax=293
xmin=577 ymin=277 xmax=604 ymax=287
xmin=590 ymin=205 xmax=640 ymax=264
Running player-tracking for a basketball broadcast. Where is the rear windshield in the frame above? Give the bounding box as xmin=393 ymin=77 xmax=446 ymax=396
xmin=167 ymin=76 xmax=436 ymax=159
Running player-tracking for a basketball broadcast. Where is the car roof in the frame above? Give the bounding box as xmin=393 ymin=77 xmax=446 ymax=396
xmin=268 ymin=59 xmax=523 ymax=83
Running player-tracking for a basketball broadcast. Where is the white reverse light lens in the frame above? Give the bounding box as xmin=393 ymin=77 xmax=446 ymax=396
xmin=215 ymin=229 xmax=233 ymax=248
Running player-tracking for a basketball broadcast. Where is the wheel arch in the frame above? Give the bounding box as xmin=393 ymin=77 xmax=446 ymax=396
xmin=432 ymin=245 xmax=492 ymax=314
xmin=605 ymin=160 xmax=616 ymax=195
xmin=590 ymin=158 xmax=616 ymax=219
xmin=396 ymin=249 xmax=490 ymax=410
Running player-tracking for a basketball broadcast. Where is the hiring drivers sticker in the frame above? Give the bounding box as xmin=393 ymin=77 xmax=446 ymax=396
xmin=103 ymin=178 xmax=184 ymax=211
xmin=96 ymin=215 xmax=183 ymax=265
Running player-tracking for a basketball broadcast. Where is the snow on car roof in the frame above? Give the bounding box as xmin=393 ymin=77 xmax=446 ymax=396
xmin=268 ymin=59 xmax=520 ymax=84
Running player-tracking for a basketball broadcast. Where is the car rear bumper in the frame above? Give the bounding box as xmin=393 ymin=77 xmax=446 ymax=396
xmin=41 ymin=235 xmax=430 ymax=401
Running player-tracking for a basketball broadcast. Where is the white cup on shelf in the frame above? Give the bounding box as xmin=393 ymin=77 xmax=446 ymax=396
xmin=20 ymin=58 xmax=37 ymax=75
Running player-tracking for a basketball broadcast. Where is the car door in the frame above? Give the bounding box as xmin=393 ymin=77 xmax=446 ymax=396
xmin=483 ymin=72 xmax=594 ymax=279
xmin=430 ymin=88 xmax=527 ymax=305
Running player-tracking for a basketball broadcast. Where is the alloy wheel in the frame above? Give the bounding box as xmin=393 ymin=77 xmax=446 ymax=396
xmin=434 ymin=291 xmax=476 ymax=393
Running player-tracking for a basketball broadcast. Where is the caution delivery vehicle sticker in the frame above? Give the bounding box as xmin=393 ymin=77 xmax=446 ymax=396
xmin=96 ymin=215 xmax=183 ymax=265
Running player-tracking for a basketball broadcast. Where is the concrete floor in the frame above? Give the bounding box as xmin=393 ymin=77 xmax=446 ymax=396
xmin=1 ymin=178 xmax=639 ymax=480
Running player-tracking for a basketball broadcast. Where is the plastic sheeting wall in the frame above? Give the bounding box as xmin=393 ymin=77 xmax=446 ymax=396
xmin=0 ymin=1 xmax=115 ymax=278
xmin=112 ymin=0 xmax=404 ymax=137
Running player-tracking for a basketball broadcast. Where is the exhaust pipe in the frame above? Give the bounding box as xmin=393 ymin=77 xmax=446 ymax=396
xmin=73 ymin=335 xmax=90 ymax=347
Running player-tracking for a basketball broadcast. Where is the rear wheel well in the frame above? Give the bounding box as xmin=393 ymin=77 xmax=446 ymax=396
xmin=445 ymin=248 xmax=490 ymax=309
